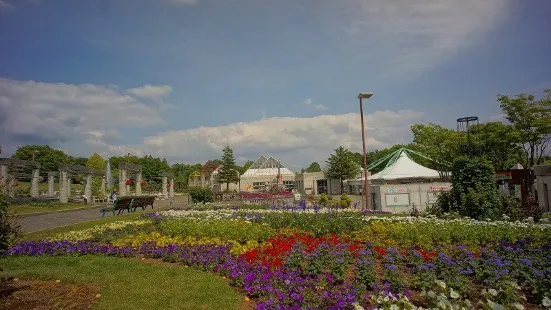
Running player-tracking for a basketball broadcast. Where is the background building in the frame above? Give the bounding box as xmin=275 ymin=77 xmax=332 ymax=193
xmin=240 ymin=156 xmax=295 ymax=191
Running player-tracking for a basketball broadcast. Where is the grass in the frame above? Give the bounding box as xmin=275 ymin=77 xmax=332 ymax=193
xmin=1 ymin=255 xmax=244 ymax=310
xmin=9 ymin=202 xmax=102 ymax=215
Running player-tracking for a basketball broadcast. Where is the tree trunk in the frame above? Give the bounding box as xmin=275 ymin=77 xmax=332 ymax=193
xmin=226 ymin=182 xmax=229 ymax=191
xmin=340 ymin=179 xmax=344 ymax=194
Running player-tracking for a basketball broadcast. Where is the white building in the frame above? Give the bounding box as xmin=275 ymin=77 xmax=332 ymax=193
xmin=239 ymin=156 xmax=296 ymax=191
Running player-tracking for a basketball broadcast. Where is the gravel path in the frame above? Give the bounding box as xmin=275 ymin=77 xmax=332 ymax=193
xmin=19 ymin=199 xmax=184 ymax=233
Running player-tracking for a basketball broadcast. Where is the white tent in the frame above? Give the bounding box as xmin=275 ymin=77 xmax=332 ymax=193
xmin=368 ymin=151 xmax=441 ymax=181
xmin=242 ymin=156 xmax=294 ymax=177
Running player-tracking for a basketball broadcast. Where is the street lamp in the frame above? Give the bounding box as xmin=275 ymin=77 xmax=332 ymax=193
xmin=358 ymin=92 xmax=373 ymax=210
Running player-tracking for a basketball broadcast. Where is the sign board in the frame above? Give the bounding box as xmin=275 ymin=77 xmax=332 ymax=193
xmin=387 ymin=188 xmax=408 ymax=194
xmin=495 ymin=174 xmax=511 ymax=181
xmin=385 ymin=193 xmax=410 ymax=207
xmin=429 ymin=186 xmax=451 ymax=191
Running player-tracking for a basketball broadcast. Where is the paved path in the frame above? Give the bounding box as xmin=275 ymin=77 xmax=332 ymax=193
xmin=20 ymin=199 xmax=185 ymax=233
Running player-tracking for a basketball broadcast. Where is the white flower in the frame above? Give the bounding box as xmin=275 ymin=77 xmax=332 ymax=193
xmin=488 ymin=289 xmax=498 ymax=296
xmin=512 ymin=302 xmax=524 ymax=310
xmin=352 ymin=302 xmax=365 ymax=310
xmin=436 ymin=280 xmax=447 ymax=289
xmin=542 ymin=296 xmax=551 ymax=307
xmin=449 ymin=288 xmax=459 ymax=299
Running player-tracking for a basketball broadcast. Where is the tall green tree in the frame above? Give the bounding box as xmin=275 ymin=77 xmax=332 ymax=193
xmin=238 ymin=160 xmax=254 ymax=175
xmin=86 ymin=153 xmax=105 ymax=171
xmin=410 ymin=123 xmax=460 ymax=180
xmin=326 ymin=146 xmax=359 ymax=194
xmin=12 ymin=145 xmax=70 ymax=171
xmin=471 ymin=122 xmax=522 ymax=171
xmin=217 ymin=146 xmax=239 ymax=191
xmin=304 ymin=162 xmax=322 ymax=173
xmin=498 ymin=89 xmax=551 ymax=191
xmin=70 ymin=156 xmax=89 ymax=166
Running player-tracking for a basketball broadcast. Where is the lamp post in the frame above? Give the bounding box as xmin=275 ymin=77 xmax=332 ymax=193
xmin=358 ymin=92 xmax=373 ymax=210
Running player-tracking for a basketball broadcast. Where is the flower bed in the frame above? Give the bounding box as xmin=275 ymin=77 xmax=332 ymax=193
xmin=4 ymin=208 xmax=551 ymax=309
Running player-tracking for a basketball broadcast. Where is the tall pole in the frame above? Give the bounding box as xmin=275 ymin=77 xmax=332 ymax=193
xmin=359 ymin=97 xmax=371 ymax=210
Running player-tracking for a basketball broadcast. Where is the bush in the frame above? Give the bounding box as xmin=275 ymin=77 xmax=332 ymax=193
xmin=318 ymin=193 xmax=329 ymax=206
xmin=0 ymin=195 xmax=20 ymax=253
xmin=338 ymin=193 xmax=352 ymax=208
xmin=188 ymin=187 xmax=214 ymax=204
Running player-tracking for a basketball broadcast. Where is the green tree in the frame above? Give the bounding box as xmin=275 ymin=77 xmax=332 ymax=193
xmin=86 ymin=153 xmax=106 ymax=171
xmin=471 ymin=122 xmax=522 ymax=171
xmin=498 ymin=89 xmax=551 ymax=191
xmin=326 ymin=146 xmax=359 ymax=194
xmin=304 ymin=162 xmax=322 ymax=173
xmin=411 ymin=123 xmax=460 ymax=180
xmin=70 ymin=156 xmax=89 ymax=166
xmin=238 ymin=160 xmax=254 ymax=175
xmin=217 ymin=146 xmax=239 ymax=191
xmin=12 ymin=145 xmax=70 ymax=171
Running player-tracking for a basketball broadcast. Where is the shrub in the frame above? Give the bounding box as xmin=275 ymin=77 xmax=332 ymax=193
xmin=338 ymin=193 xmax=352 ymax=208
xmin=188 ymin=187 xmax=214 ymax=204
xmin=318 ymin=193 xmax=329 ymax=206
xmin=521 ymin=196 xmax=543 ymax=222
xmin=0 ymin=194 xmax=20 ymax=253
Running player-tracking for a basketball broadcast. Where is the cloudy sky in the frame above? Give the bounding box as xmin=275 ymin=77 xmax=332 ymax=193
xmin=1 ymin=0 xmax=550 ymax=170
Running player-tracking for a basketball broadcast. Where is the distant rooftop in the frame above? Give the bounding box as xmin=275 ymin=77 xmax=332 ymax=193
xmin=242 ymin=155 xmax=294 ymax=177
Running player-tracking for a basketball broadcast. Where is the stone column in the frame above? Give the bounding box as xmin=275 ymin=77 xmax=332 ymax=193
xmin=59 ymin=171 xmax=68 ymax=203
xmin=8 ymin=176 xmax=15 ymax=198
xmin=119 ymin=169 xmax=127 ymax=196
xmin=162 ymin=176 xmax=168 ymax=198
xmin=135 ymin=172 xmax=142 ymax=196
xmin=48 ymin=172 xmax=55 ymax=197
xmin=169 ymin=177 xmax=175 ymax=198
xmin=67 ymin=174 xmax=72 ymax=198
xmin=100 ymin=177 xmax=106 ymax=195
xmin=30 ymin=168 xmax=40 ymax=198
xmin=200 ymin=172 xmax=205 ymax=188
xmin=84 ymin=174 xmax=92 ymax=203
xmin=0 ymin=165 xmax=7 ymax=195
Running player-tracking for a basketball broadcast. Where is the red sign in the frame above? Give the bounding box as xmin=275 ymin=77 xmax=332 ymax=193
xmin=430 ymin=186 xmax=450 ymax=191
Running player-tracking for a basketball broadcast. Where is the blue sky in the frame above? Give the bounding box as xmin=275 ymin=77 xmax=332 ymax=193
xmin=1 ymin=0 xmax=550 ymax=170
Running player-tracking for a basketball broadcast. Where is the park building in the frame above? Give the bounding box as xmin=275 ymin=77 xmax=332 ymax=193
xmin=239 ymin=156 xmax=295 ymax=191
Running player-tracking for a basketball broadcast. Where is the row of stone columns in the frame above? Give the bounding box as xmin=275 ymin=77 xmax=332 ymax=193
xmin=0 ymin=164 xmax=40 ymax=198
xmin=118 ymin=168 xmax=143 ymax=196
xmin=161 ymin=175 xmax=175 ymax=199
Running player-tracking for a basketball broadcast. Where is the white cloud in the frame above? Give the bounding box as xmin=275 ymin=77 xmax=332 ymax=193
xmin=0 ymin=78 xmax=165 ymax=155
xmin=315 ymin=104 xmax=327 ymax=111
xmin=344 ymin=0 xmax=509 ymax=76
xmin=0 ymin=0 xmax=14 ymax=12
xmin=127 ymin=85 xmax=173 ymax=99
xmin=304 ymin=98 xmax=313 ymax=105
xmin=142 ymin=110 xmax=424 ymax=167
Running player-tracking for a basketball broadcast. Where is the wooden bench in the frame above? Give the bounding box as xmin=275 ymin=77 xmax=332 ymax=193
xmin=100 ymin=196 xmax=135 ymax=217
xmin=130 ymin=196 xmax=156 ymax=212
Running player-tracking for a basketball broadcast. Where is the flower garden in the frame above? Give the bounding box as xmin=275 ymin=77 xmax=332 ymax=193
xmin=3 ymin=204 xmax=551 ymax=310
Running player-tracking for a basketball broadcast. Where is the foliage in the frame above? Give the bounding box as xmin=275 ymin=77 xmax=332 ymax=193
xmin=86 ymin=153 xmax=105 ymax=171
xmin=498 ymin=89 xmax=551 ymax=190
xmin=172 ymin=162 xmax=203 ymax=190
xmin=12 ymin=144 xmax=70 ymax=171
xmin=159 ymin=219 xmax=275 ymax=243
xmin=0 ymin=193 xmax=21 ymax=252
xmin=471 ymin=122 xmax=522 ymax=170
xmin=303 ymin=162 xmax=322 ymax=173
xmin=318 ymin=193 xmax=329 ymax=206
xmin=338 ymin=193 xmax=352 ymax=208
xmin=238 ymin=160 xmax=254 ymax=175
xmin=411 ymin=123 xmax=459 ymax=180
xmin=188 ymin=187 xmax=214 ymax=204
xmin=438 ymin=156 xmax=500 ymax=219
xmin=326 ymin=146 xmax=359 ymax=194
xmin=217 ymin=146 xmax=239 ymax=190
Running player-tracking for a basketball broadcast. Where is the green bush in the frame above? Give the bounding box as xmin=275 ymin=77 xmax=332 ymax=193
xmin=437 ymin=156 xmax=500 ymax=219
xmin=249 ymin=212 xmax=365 ymax=236
xmin=318 ymin=193 xmax=329 ymax=206
xmin=0 ymin=195 xmax=20 ymax=252
xmin=338 ymin=193 xmax=352 ymax=208
xmin=188 ymin=187 xmax=214 ymax=204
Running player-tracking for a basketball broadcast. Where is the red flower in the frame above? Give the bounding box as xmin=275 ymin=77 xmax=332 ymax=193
xmin=374 ymin=246 xmax=387 ymax=257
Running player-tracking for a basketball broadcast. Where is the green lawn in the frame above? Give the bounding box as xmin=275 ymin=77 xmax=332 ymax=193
xmin=9 ymin=202 xmax=102 ymax=215
xmin=1 ymin=256 xmax=243 ymax=310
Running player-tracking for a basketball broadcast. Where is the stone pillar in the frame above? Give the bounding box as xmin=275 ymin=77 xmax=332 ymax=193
xmin=100 ymin=177 xmax=106 ymax=195
xmin=135 ymin=172 xmax=142 ymax=196
xmin=169 ymin=177 xmax=175 ymax=198
xmin=30 ymin=168 xmax=40 ymax=198
xmin=200 ymin=172 xmax=205 ymax=188
xmin=48 ymin=172 xmax=55 ymax=197
xmin=59 ymin=171 xmax=68 ymax=203
xmin=67 ymin=175 xmax=72 ymax=198
xmin=0 ymin=165 xmax=7 ymax=195
xmin=119 ymin=169 xmax=127 ymax=196
xmin=84 ymin=174 xmax=92 ymax=203
xmin=162 ymin=176 xmax=168 ymax=198
xmin=8 ymin=176 xmax=15 ymax=198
